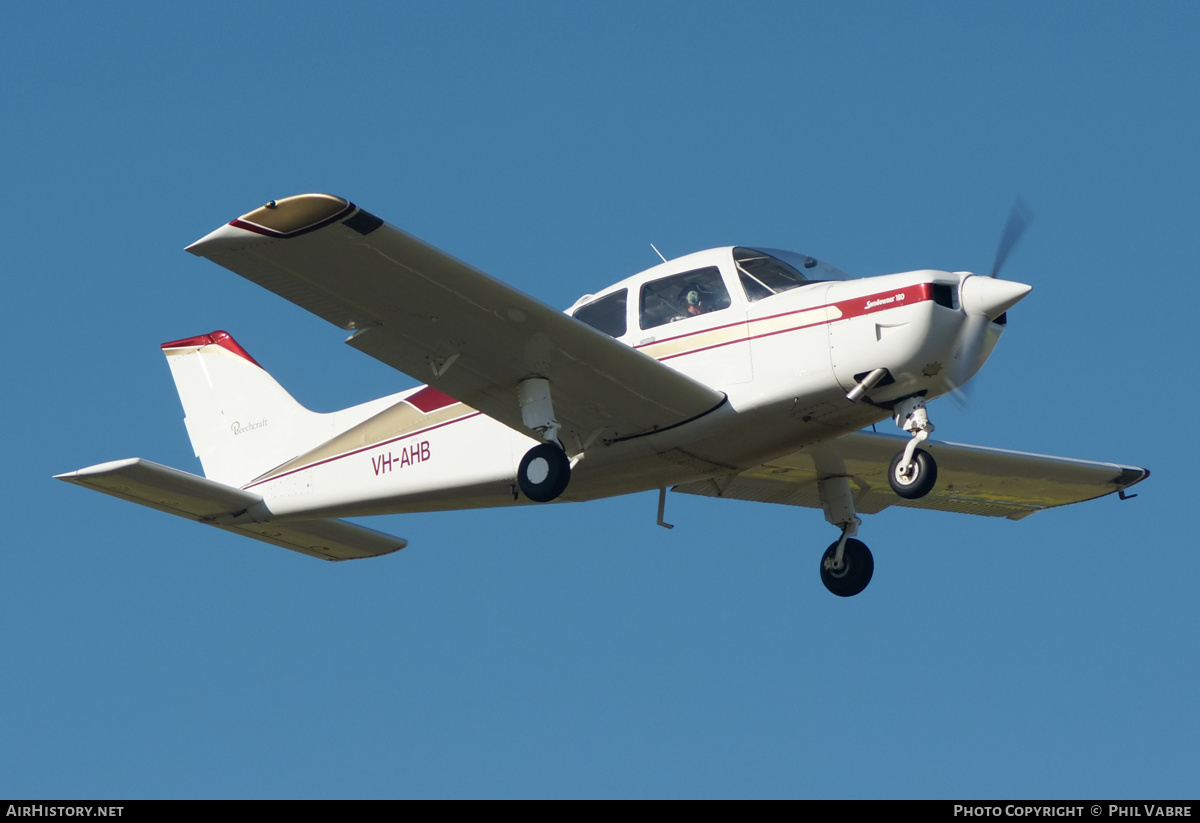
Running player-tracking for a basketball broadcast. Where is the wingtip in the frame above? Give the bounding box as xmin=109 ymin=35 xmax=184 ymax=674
xmin=56 ymin=458 xmax=146 ymax=483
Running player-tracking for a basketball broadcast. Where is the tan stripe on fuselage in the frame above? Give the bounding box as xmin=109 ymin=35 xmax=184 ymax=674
xmin=638 ymin=305 xmax=843 ymax=360
xmin=747 ymin=305 xmax=843 ymax=338
xmin=251 ymin=398 xmax=474 ymax=484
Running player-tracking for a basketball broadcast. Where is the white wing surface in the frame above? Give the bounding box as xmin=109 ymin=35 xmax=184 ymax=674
xmin=186 ymin=194 xmax=726 ymax=450
xmin=56 ymin=458 xmax=405 ymax=561
xmin=672 ymin=431 xmax=1149 ymax=520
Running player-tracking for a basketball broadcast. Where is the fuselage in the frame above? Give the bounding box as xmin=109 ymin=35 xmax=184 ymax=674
xmin=250 ymin=247 xmax=1007 ymax=521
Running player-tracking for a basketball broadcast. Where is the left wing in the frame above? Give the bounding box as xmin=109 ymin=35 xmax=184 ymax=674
xmin=673 ymin=431 xmax=1149 ymax=520
xmin=186 ymin=194 xmax=726 ymax=450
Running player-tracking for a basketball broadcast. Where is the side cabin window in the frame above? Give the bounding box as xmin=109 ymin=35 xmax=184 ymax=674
xmin=639 ymin=266 xmax=731 ymax=330
xmin=572 ymin=289 xmax=627 ymax=338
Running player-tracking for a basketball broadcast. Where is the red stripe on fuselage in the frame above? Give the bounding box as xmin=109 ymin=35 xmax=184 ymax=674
xmin=408 ymin=385 xmax=459 ymax=413
xmin=644 ymin=283 xmax=933 ymax=362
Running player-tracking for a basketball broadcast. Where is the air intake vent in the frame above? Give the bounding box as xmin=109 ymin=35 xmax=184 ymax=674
xmin=932 ymin=283 xmax=955 ymax=308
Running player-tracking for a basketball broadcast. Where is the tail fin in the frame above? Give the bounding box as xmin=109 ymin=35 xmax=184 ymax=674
xmin=162 ymin=331 xmax=335 ymax=487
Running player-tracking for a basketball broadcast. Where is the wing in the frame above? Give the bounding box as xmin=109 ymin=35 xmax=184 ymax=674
xmin=56 ymin=458 xmax=405 ymax=561
xmin=673 ymin=431 xmax=1149 ymax=520
xmin=186 ymin=194 xmax=725 ymax=450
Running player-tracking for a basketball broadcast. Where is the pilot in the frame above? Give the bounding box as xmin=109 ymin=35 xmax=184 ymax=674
xmin=684 ymin=287 xmax=707 ymax=316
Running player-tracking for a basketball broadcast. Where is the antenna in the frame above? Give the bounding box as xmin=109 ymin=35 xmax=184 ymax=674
xmin=650 ymin=243 xmax=667 ymax=263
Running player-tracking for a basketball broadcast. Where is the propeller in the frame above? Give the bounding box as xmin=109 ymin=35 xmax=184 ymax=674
xmin=946 ymin=200 xmax=1034 ymax=400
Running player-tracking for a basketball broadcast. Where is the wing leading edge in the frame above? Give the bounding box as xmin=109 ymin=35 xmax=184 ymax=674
xmin=672 ymin=431 xmax=1149 ymax=520
xmin=186 ymin=194 xmax=726 ymax=452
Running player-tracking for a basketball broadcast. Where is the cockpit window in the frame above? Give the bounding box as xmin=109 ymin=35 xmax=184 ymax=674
xmin=639 ymin=266 xmax=731 ymax=330
xmin=572 ymin=289 xmax=627 ymax=338
xmin=734 ymin=247 xmax=852 ymax=303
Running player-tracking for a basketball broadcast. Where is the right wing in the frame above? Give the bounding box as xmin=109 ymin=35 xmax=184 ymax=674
xmin=186 ymin=194 xmax=726 ymax=450
xmin=56 ymin=458 xmax=405 ymax=561
xmin=673 ymin=431 xmax=1149 ymax=520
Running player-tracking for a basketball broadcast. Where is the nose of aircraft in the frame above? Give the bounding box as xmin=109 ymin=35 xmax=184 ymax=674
xmin=959 ymin=275 xmax=1032 ymax=319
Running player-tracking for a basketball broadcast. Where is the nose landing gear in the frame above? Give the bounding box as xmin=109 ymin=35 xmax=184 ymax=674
xmin=888 ymin=395 xmax=938 ymax=500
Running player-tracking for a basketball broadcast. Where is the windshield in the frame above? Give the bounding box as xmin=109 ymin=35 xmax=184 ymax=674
xmin=734 ymin=247 xmax=854 ymax=302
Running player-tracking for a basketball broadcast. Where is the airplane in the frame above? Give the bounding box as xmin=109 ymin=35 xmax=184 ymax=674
xmin=56 ymin=193 xmax=1149 ymax=597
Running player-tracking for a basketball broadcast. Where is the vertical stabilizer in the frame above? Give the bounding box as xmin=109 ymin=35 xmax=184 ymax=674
xmin=162 ymin=331 xmax=335 ymax=487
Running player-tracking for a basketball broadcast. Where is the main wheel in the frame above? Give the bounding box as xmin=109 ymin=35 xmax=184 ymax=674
xmin=888 ymin=448 xmax=937 ymax=499
xmin=820 ymin=538 xmax=874 ymax=597
xmin=518 ymin=443 xmax=571 ymax=502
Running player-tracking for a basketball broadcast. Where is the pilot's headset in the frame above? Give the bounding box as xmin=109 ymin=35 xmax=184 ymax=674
xmin=685 ymin=287 xmax=702 ymax=309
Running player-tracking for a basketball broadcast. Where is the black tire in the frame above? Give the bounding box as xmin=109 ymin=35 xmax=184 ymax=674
xmin=819 ymin=538 xmax=874 ymax=597
xmin=888 ymin=448 xmax=937 ymax=499
xmin=517 ymin=443 xmax=571 ymax=502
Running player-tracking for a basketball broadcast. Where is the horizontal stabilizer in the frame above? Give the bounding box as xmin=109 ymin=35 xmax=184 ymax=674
xmin=56 ymin=458 xmax=405 ymax=561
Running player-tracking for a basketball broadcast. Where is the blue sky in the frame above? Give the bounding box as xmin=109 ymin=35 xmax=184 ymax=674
xmin=4 ymin=2 xmax=1197 ymax=799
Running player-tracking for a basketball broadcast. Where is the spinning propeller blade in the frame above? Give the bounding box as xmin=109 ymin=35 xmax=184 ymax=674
xmin=947 ymin=200 xmax=1034 ymax=399
xmin=989 ymin=197 xmax=1034 ymax=279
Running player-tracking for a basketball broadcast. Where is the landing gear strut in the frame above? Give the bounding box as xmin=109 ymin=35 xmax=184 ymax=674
xmin=516 ymin=377 xmax=571 ymax=502
xmin=888 ymin=395 xmax=938 ymax=499
xmin=816 ymin=473 xmax=874 ymax=597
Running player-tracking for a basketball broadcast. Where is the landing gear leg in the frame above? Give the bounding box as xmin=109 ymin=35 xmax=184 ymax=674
xmin=817 ymin=475 xmax=874 ymax=597
xmin=888 ymin=395 xmax=938 ymax=499
xmin=516 ymin=378 xmax=571 ymax=502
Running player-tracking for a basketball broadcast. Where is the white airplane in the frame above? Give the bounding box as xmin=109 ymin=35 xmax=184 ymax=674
xmin=57 ymin=194 xmax=1148 ymax=596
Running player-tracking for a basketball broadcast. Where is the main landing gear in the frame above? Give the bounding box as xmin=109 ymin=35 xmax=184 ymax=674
xmin=887 ymin=395 xmax=938 ymax=500
xmin=812 ymin=395 xmax=943 ymax=597
xmin=816 ymin=474 xmax=874 ymax=597
xmin=516 ymin=377 xmax=572 ymax=503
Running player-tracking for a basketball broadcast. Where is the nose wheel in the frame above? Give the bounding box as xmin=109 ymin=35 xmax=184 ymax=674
xmin=888 ymin=448 xmax=937 ymax=499
xmin=888 ymin=395 xmax=938 ymax=500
